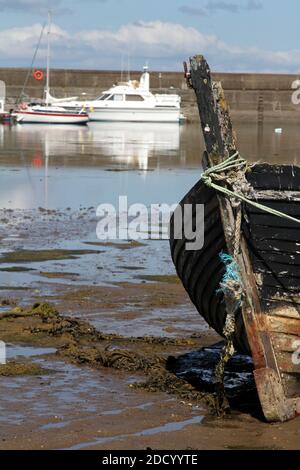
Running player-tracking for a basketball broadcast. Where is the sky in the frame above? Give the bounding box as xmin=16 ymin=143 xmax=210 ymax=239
xmin=0 ymin=0 xmax=300 ymax=72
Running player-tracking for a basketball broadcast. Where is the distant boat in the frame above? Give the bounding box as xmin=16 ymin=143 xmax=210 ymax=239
xmin=49 ymin=66 xmax=183 ymax=123
xmin=13 ymin=12 xmax=88 ymax=125
xmin=13 ymin=104 xmax=89 ymax=125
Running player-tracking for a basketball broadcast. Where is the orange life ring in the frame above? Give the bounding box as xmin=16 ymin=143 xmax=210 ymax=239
xmin=33 ymin=70 xmax=44 ymax=81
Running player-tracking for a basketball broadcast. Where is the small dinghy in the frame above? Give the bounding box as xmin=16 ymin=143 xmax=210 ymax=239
xmin=170 ymin=55 xmax=300 ymax=422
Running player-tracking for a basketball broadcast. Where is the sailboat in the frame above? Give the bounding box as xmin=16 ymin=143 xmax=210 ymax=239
xmin=12 ymin=13 xmax=89 ymax=125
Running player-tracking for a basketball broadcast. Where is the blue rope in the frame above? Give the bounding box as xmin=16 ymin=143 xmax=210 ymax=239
xmin=217 ymin=252 xmax=242 ymax=303
xmin=219 ymin=252 xmax=241 ymax=283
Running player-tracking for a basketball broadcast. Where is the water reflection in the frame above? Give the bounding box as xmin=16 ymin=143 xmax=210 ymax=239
xmin=1 ymin=121 xmax=299 ymax=169
xmin=0 ymin=121 xmax=299 ymax=210
xmin=0 ymin=122 xmax=182 ymax=171
xmin=89 ymin=122 xmax=181 ymax=171
xmin=0 ymin=122 xmax=194 ymax=209
xmin=235 ymin=122 xmax=300 ymax=165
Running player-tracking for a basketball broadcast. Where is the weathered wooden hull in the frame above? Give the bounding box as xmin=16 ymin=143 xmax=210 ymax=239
xmin=245 ymin=165 xmax=300 ymax=409
xmin=170 ymin=164 xmax=300 ymax=359
xmin=169 ymin=173 xmax=249 ymax=354
xmin=174 ymin=54 xmax=300 ymax=421
xmin=170 ymin=162 xmax=300 ymax=420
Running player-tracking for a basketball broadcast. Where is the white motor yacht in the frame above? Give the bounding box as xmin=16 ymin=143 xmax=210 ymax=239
xmin=49 ymin=67 xmax=183 ymax=123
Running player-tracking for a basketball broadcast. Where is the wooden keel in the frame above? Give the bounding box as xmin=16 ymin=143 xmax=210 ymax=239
xmin=178 ymin=55 xmax=300 ymax=422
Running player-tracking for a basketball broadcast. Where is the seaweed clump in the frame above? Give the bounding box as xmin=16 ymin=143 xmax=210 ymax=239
xmin=0 ymin=302 xmax=219 ymax=412
xmin=0 ymin=362 xmax=48 ymax=377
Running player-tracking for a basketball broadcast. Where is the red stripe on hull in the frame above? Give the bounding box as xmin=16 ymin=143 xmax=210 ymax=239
xmin=17 ymin=111 xmax=88 ymax=118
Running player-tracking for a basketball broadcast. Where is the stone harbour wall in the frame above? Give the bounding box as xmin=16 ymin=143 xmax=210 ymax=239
xmin=1 ymin=68 xmax=300 ymax=122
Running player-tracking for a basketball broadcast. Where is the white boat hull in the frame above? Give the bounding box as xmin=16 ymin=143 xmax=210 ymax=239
xmin=88 ymin=107 xmax=181 ymax=123
xmin=13 ymin=111 xmax=88 ymax=125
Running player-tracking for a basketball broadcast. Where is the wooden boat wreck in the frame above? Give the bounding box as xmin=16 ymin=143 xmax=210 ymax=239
xmin=169 ymin=55 xmax=300 ymax=422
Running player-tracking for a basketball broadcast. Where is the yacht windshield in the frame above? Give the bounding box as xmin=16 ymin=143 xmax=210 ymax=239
xmin=97 ymin=94 xmax=110 ymax=101
xmin=125 ymin=95 xmax=144 ymax=101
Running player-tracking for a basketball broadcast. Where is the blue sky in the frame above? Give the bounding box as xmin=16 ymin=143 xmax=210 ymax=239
xmin=0 ymin=0 xmax=300 ymax=72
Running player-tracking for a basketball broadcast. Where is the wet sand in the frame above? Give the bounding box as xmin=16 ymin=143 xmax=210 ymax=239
xmin=0 ymin=283 xmax=300 ymax=450
xmin=0 ymin=122 xmax=300 ymax=450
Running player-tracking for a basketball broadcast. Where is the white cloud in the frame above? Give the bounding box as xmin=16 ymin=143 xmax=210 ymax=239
xmin=0 ymin=23 xmax=69 ymax=59
xmin=0 ymin=20 xmax=300 ymax=73
xmin=77 ymin=21 xmax=221 ymax=59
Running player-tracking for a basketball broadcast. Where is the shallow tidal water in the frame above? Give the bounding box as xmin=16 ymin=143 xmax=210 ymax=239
xmin=0 ymin=120 xmax=299 ymax=211
xmin=0 ymin=120 xmax=300 ymax=450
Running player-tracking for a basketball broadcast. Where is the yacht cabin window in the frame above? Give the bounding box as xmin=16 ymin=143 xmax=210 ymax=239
xmin=125 ymin=95 xmax=144 ymax=101
xmin=107 ymin=94 xmax=124 ymax=101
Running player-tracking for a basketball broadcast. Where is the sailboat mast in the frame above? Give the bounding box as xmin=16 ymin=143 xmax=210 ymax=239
xmin=45 ymin=11 xmax=51 ymax=106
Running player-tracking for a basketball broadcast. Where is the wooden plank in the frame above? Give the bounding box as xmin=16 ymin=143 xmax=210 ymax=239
xmin=281 ymin=373 xmax=300 ymax=399
xmin=243 ymin=237 xmax=300 ymax=255
xmin=247 ymin=191 xmax=300 ymax=203
xmin=271 ymin=331 xmax=300 ymax=353
xmin=250 ymin=251 xmax=300 ymax=266
xmin=254 ymin=270 xmax=300 ymax=284
xmin=254 ymin=368 xmax=296 ymax=422
xmin=247 ymin=214 xmax=300 ymax=230
xmin=267 ymin=315 xmax=300 ymax=336
xmin=260 ymin=285 xmax=300 ymax=300
xmin=246 ymin=226 xmax=300 ymax=241
xmin=275 ymin=351 xmax=300 ymax=374
xmin=247 ymin=164 xmax=300 ymax=191
xmin=268 ymin=298 xmax=300 ymax=311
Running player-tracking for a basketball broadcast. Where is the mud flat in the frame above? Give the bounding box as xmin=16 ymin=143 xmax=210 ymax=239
xmin=1 ymin=298 xmax=300 ymax=450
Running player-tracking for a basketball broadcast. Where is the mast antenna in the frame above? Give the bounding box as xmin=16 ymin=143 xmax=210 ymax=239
xmin=45 ymin=10 xmax=52 ymax=106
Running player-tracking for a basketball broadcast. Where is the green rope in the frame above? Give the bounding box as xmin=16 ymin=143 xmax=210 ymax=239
xmin=202 ymin=152 xmax=300 ymax=225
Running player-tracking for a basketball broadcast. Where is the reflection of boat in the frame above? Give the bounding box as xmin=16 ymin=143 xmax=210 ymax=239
xmin=10 ymin=122 xmax=180 ymax=170
xmin=89 ymin=122 xmax=180 ymax=169
xmin=170 ymin=55 xmax=300 ymax=423
xmin=12 ymin=13 xmax=88 ymax=126
xmin=53 ymin=67 xmax=182 ymax=123
xmin=11 ymin=123 xmax=88 ymax=157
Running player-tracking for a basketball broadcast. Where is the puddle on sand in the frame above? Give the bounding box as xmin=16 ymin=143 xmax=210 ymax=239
xmin=0 ymin=210 xmax=176 ymax=289
xmin=6 ymin=344 xmax=57 ymax=360
xmin=0 ymin=357 xmax=138 ymax=426
xmin=0 ymin=305 xmax=11 ymax=314
xmin=65 ymin=415 xmax=204 ymax=450
xmin=87 ymin=304 xmax=209 ymax=338
xmin=0 ymin=350 xmax=207 ymax=450
xmin=41 ymin=402 xmax=154 ymax=430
